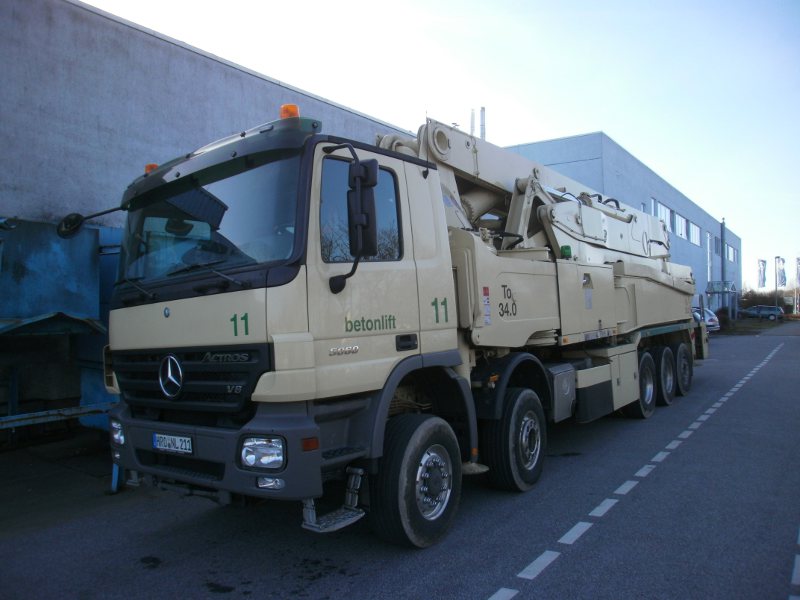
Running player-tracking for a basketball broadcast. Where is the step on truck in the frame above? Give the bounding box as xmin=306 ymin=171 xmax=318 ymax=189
xmin=60 ymin=105 xmax=707 ymax=547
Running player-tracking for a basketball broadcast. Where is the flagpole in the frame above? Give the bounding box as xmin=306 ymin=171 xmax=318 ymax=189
xmin=796 ymin=257 xmax=799 ymax=315
xmin=775 ymin=256 xmax=779 ymax=308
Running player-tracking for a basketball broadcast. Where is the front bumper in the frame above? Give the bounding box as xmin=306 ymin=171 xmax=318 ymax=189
xmin=110 ymin=400 xmax=323 ymax=500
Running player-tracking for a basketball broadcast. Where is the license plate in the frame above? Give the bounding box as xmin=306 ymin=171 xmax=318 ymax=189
xmin=152 ymin=433 xmax=193 ymax=454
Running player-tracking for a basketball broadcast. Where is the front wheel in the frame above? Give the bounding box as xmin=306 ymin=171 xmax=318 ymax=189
xmin=481 ymin=387 xmax=546 ymax=492
xmin=369 ymin=414 xmax=462 ymax=548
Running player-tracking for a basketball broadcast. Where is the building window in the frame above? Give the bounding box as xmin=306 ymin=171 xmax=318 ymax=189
xmin=657 ymin=202 xmax=672 ymax=232
xmin=714 ymin=236 xmax=721 ymax=256
xmin=320 ymin=157 xmax=401 ymax=263
xmin=706 ymin=232 xmax=713 ymax=280
xmin=675 ymin=214 xmax=687 ymax=239
xmin=689 ymin=222 xmax=701 ymax=245
xmin=725 ymin=244 xmax=738 ymax=263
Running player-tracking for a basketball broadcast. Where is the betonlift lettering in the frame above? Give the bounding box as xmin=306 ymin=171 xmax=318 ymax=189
xmin=345 ymin=315 xmax=397 ymax=333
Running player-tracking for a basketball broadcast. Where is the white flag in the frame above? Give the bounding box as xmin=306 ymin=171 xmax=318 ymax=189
xmin=796 ymin=258 xmax=800 ymax=288
xmin=777 ymin=257 xmax=786 ymax=287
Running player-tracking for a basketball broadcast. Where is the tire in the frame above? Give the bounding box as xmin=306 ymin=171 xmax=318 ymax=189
xmin=624 ymin=352 xmax=656 ymax=419
xmin=653 ymin=346 xmax=676 ymax=406
xmin=481 ymin=387 xmax=546 ymax=492
xmin=672 ymin=342 xmax=693 ymax=396
xmin=368 ymin=414 xmax=462 ymax=548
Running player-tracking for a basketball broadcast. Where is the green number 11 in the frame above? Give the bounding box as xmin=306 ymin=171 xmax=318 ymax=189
xmin=230 ymin=313 xmax=249 ymax=336
xmin=431 ymin=298 xmax=449 ymax=324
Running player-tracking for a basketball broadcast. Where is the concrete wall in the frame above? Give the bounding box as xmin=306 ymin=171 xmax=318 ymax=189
xmin=0 ymin=0 xmax=408 ymax=228
xmin=510 ymin=133 xmax=742 ymax=310
xmin=0 ymin=0 xmax=741 ymax=308
xmin=0 ymin=0 xmax=411 ymax=421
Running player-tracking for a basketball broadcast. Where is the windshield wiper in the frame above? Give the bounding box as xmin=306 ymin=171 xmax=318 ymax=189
xmin=118 ymin=276 xmax=156 ymax=300
xmin=168 ymin=260 xmax=250 ymax=289
xmin=167 ymin=259 xmax=226 ymax=277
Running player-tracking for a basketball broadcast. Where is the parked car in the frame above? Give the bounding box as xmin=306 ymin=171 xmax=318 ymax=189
xmin=739 ymin=306 xmax=758 ymax=318
xmin=693 ymin=307 xmax=720 ymax=332
xmin=740 ymin=305 xmax=784 ymax=321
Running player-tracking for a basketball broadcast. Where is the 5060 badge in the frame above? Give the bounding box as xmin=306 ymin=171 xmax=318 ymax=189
xmin=329 ymin=345 xmax=359 ymax=357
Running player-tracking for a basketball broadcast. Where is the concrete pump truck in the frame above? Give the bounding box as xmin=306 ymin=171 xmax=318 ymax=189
xmin=59 ymin=105 xmax=706 ymax=547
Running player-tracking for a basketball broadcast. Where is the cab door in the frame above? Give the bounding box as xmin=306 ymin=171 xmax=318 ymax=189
xmin=306 ymin=144 xmax=420 ymax=399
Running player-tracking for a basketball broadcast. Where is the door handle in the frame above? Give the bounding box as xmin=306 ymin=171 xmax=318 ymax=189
xmin=395 ymin=334 xmax=418 ymax=352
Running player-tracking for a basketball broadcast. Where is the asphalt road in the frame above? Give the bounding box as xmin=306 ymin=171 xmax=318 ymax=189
xmin=2 ymin=323 xmax=799 ymax=600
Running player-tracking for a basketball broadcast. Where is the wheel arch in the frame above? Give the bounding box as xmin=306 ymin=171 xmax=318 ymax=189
xmin=357 ymin=352 xmax=477 ymax=465
xmin=472 ymin=352 xmax=552 ymax=421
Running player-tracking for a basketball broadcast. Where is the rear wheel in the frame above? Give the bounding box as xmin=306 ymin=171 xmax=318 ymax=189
xmin=369 ymin=414 xmax=462 ymax=548
xmin=653 ymin=346 xmax=676 ymax=406
xmin=672 ymin=342 xmax=693 ymax=396
xmin=624 ymin=352 xmax=656 ymax=419
xmin=481 ymin=387 xmax=546 ymax=492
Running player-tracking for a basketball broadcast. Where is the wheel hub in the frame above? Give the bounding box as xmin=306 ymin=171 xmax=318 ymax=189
xmin=519 ymin=411 xmax=541 ymax=469
xmin=415 ymin=445 xmax=452 ymax=520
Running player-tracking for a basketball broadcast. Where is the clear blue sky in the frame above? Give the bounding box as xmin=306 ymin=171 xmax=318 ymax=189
xmin=84 ymin=0 xmax=800 ymax=290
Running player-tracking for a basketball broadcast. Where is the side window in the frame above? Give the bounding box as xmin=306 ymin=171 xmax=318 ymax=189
xmin=320 ymin=157 xmax=401 ymax=263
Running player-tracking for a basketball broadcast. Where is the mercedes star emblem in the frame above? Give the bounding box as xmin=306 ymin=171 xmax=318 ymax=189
xmin=158 ymin=354 xmax=183 ymax=398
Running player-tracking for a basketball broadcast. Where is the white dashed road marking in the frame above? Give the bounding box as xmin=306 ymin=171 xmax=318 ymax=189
xmin=518 ymin=551 xmax=560 ymax=580
xmin=651 ymin=451 xmax=670 ymax=463
xmin=486 ymin=343 xmax=785 ymax=600
xmin=487 ymin=588 xmax=518 ymax=600
xmin=614 ymin=480 xmax=639 ymax=495
xmin=589 ymin=499 xmax=618 ymax=518
xmin=558 ymin=522 xmax=593 ymax=545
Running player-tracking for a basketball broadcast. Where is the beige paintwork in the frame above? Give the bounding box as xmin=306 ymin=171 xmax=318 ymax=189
xmin=568 ymin=341 xmax=639 ymax=410
xmin=109 ymin=287 xmax=268 ymax=350
xmin=380 ymin=119 xmax=696 ymax=355
xmin=448 ymin=227 xmax=560 ymax=348
xmin=302 ymin=143 xmax=457 ymax=402
xmin=110 ymin=116 xmax=697 ymax=416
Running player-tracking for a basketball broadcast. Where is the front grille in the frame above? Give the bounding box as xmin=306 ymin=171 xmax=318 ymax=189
xmin=113 ymin=345 xmax=270 ymax=414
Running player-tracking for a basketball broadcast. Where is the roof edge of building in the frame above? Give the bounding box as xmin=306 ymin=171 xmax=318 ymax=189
xmin=65 ymin=0 xmax=411 ymax=136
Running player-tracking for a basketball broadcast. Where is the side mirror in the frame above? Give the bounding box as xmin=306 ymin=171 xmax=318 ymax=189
xmin=323 ymin=145 xmax=381 ymax=294
xmin=347 ymin=159 xmax=378 ymax=258
xmin=56 ymin=205 xmax=124 ymax=238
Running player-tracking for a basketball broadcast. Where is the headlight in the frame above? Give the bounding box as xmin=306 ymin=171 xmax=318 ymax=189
xmin=241 ymin=437 xmax=285 ymax=469
xmin=110 ymin=420 xmax=125 ymax=446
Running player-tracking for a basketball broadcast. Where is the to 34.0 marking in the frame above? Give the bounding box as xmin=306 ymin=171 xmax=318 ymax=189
xmin=498 ymin=285 xmax=517 ymax=317
xmin=230 ymin=312 xmax=249 ymax=336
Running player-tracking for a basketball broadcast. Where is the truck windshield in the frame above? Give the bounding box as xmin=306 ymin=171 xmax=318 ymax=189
xmin=119 ymin=151 xmax=301 ymax=282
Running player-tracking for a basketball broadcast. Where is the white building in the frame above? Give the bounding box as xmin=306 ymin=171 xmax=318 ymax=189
xmin=509 ymin=133 xmax=741 ymax=311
